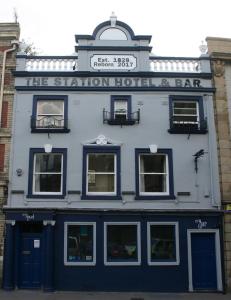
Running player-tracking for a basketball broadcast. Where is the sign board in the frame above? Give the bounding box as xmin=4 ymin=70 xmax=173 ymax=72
xmin=23 ymin=77 xmax=203 ymax=88
xmin=34 ymin=239 xmax=40 ymax=248
xmin=90 ymin=55 xmax=137 ymax=70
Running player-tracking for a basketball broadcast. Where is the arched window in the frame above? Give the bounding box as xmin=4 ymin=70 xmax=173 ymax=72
xmin=99 ymin=28 xmax=128 ymax=40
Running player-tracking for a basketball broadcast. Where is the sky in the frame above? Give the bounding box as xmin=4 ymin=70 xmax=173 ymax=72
xmin=0 ymin=0 xmax=231 ymax=57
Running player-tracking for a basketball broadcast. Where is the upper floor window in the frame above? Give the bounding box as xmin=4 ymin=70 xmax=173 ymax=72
xmin=103 ymin=95 xmax=140 ymax=125
xmin=82 ymin=146 xmax=121 ymax=200
xmin=27 ymin=148 xmax=67 ymax=198
xmin=168 ymin=95 xmax=207 ymax=134
xmin=31 ymin=95 xmax=70 ymax=133
xmin=135 ymin=148 xmax=175 ymax=200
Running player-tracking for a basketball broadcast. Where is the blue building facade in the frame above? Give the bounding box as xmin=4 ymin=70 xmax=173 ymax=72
xmin=3 ymin=16 xmax=224 ymax=292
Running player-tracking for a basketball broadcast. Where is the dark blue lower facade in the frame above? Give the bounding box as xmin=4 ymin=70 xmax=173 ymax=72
xmin=2 ymin=209 xmax=224 ymax=292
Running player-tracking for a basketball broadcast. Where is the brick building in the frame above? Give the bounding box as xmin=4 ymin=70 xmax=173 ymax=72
xmin=0 ymin=23 xmax=20 ymax=257
xmin=207 ymin=37 xmax=231 ymax=291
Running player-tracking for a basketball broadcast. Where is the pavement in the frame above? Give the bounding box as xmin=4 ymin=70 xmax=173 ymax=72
xmin=0 ymin=290 xmax=230 ymax=300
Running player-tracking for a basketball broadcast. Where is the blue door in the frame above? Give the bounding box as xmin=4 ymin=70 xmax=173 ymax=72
xmin=18 ymin=234 xmax=42 ymax=289
xmin=191 ymin=233 xmax=217 ymax=290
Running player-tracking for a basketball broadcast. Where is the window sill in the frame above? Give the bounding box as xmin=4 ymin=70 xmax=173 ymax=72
xmin=81 ymin=195 xmax=122 ymax=200
xmin=135 ymin=195 xmax=176 ymax=200
xmin=107 ymin=119 xmax=136 ymax=126
xmin=27 ymin=194 xmax=66 ymax=199
xmin=31 ymin=128 xmax=70 ymax=133
xmin=168 ymin=128 xmax=207 ymax=134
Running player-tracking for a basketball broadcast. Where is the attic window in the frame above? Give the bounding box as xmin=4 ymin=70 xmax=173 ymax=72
xmin=99 ymin=28 xmax=127 ymax=40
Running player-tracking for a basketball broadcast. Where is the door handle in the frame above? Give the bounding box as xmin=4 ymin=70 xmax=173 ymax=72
xmin=22 ymin=250 xmax=31 ymax=255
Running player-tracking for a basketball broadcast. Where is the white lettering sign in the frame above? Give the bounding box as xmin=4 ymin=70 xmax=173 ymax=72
xmin=90 ymin=55 xmax=137 ymax=70
xmin=195 ymin=219 xmax=207 ymax=229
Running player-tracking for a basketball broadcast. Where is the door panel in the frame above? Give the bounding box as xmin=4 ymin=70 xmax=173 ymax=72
xmin=191 ymin=233 xmax=217 ymax=290
xmin=18 ymin=234 xmax=42 ymax=289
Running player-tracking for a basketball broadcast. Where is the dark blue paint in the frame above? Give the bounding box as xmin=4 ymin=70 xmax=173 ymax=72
xmin=2 ymin=223 xmax=15 ymax=290
xmin=18 ymin=234 xmax=42 ymax=289
xmin=191 ymin=233 xmax=217 ymax=290
xmin=15 ymin=86 xmax=215 ymax=93
xmin=75 ymin=46 xmax=152 ymax=52
xmin=135 ymin=148 xmax=175 ymax=200
xmin=27 ymin=148 xmax=67 ymax=199
xmin=53 ymin=213 xmax=222 ymax=292
xmin=3 ymin=212 xmax=222 ymax=292
xmin=13 ymin=71 xmax=213 ymax=79
xmin=168 ymin=95 xmax=207 ymax=134
xmin=5 ymin=211 xmax=54 ymax=221
xmin=110 ymin=95 xmax=132 ymax=120
xmin=43 ymin=224 xmax=55 ymax=292
xmin=31 ymin=95 xmax=69 ymax=133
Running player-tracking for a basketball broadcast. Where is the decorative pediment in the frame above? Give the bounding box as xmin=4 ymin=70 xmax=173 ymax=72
xmin=82 ymin=134 xmax=122 ymax=146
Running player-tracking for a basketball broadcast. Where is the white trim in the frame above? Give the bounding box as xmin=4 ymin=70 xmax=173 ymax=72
xmin=104 ymin=222 xmax=141 ymax=266
xmin=82 ymin=135 xmax=123 ymax=146
xmin=86 ymin=153 xmax=117 ymax=195
xmin=64 ymin=222 xmax=96 ymax=266
xmin=187 ymin=229 xmax=222 ymax=292
xmin=32 ymin=153 xmax=63 ymax=195
xmin=139 ymin=153 xmax=169 ymax=196
xmin=147 ymin=222 xmax=180 ymax=266
xmin=173 ymin=100 xmax=199 ymax=124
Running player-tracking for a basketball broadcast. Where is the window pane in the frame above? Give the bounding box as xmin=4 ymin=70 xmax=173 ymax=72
xmin=36 ymin=115 xmax=64 ymax=128
xmin=140 ymin=154 xmax=166 ymax=173
xmin=173 ymin=102 xmax=197 ymax=109
xmin=114 ymin=101 xmax=128 ymax=111
xmin=150 ymin=225 xmax=176 ymax=261
xmin=35 ymin=154 xmax=62 ymax=173
xmin=100 ymin=28 xmax=128 ymax=40
xmin=88 ymin=174 xmax=114 ymax=192
xmin=173 ymin=116 xmax=198 ymax=123
xmin=107 ymin=225 xmax=138 ymax=261
xmin=37 ymin=101 xmax=64 ymax=115
xmin=67 ymin=225 xmax=93 ymax=262
xmin=173 ymin=108 xmax=197 ymax=115
xmin=140 ymin=174 xmax=166 ymax=192
xmin=88 ymin=154 xmax=114 ymax=172
xmin=34 ymin=174 xmax=61 ymax=192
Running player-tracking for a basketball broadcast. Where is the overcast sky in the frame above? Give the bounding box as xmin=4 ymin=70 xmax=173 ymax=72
xmin=0 ymin=0 xmax=230 ymax=57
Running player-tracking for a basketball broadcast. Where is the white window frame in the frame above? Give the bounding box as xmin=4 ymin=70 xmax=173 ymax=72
xmin=139 ymin=153 xmax=169 ymax=196
xmin=173 ymin=100 xmax=199 ymax=125
xmin=36 ymin=100 xmax=65 ymax=128
xmin=104 ymin=222 xmax=141 ymax=266
xmin=32 ymin=153 xmax=63 ymax=195
xmin=64 ymin=222 xmax=96 ymax=266
xmin=187 ymin=229 xmax=222 ymax=292
xmin=147 ymin=222 xmax=180 ymax=266
xmin=86 ymin=153 xmax=117 ymax=196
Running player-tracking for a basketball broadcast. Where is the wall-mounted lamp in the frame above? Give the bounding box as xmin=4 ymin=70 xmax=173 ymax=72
xmin=16 ymin=168 xmax=23 ymax=176
xmin=193 ymin=149 xmax=206 ymax=173
xmin=149 ymin=144 xmax=158 ymax=153
xmin=44 ymin=144 xmax=52 ymax=153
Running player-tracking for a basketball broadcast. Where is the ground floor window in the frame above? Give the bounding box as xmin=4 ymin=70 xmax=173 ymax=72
xmin=64 ymin=222 xmax=96 ymax=265
xmin=104 ymin=222 xmax=141 ymax=266
xmin=147 ymin=222 xmax=179 ymax=265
